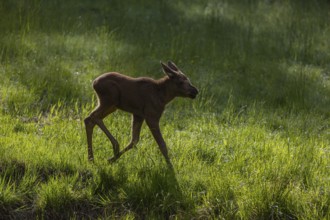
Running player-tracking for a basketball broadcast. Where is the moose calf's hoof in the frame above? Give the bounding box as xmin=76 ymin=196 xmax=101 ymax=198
xmin=108 ymin=157 xmax=117 ymax=164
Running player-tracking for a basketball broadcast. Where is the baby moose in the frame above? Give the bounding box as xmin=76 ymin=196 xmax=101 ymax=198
xmin=84 ymin=61 xmax=198 ymax=167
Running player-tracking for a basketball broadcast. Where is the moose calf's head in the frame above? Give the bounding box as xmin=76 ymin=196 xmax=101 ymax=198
xmin=161 ymin=61 xmax=199 ymax=99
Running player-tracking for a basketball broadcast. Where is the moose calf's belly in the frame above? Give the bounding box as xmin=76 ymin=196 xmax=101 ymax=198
xmin=117 ymin=97 xmax=145 ymax=116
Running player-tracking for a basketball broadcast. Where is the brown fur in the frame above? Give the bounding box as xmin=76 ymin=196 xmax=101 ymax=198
xmin=84 ymin=61 xmax=198 ymax=166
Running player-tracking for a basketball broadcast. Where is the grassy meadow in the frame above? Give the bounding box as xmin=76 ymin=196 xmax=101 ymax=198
xmin=0 ymin=0 xmax=329 ymax=219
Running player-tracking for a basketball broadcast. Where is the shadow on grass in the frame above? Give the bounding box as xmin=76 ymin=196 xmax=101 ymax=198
xmin=92 ymin=164 xmax=185 ymax=218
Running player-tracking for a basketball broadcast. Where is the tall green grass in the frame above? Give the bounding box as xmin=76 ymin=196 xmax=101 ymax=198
xmin=0 ymin=0 xmax=329 ymax=218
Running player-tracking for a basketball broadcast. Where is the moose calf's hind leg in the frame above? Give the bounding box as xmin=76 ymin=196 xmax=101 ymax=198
xmin=108 ymin=115 xmax=144 ymax=163
xmin=86 ymin=103 xmax=120 ymax=161
xmin=84 ymin=116 xmax=96 ymax=161
xmin=94 ymin=118 xmax=120 ymax=157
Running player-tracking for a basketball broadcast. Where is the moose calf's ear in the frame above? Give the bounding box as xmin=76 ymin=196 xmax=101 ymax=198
xmin=160 ymin=61 xmax=177 ymax=78
xmin=167 ymin=61 xmax=179 ymax=71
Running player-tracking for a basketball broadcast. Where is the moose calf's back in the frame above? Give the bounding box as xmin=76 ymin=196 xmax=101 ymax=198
xmin=93 ymin=72 xmax=164 ymax=117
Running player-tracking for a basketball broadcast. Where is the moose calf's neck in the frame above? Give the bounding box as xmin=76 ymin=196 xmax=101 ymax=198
xmin=157 ymin=76 xmax=178 ymax=105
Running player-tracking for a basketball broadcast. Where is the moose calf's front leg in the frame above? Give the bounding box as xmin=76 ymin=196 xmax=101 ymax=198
xmin=146 ymin=118 xmax=173 ymax=167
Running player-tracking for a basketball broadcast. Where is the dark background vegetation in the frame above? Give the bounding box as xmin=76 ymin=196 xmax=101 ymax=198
xmin=1 ymin=0 xmax=329 ymax=114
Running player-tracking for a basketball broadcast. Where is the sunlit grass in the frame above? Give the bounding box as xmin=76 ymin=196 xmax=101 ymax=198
xmin=0 ymin=101 xmax=328 ymax=218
